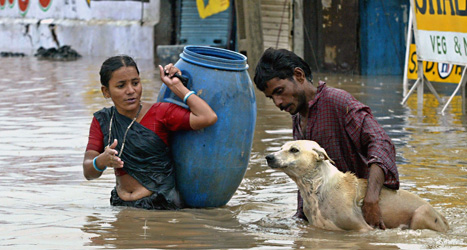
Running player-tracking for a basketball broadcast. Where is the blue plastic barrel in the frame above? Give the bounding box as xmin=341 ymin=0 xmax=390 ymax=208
xmin=157 ymin=46 xmax=257 ymax=207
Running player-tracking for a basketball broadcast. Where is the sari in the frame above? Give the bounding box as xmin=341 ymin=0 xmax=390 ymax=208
xmin=94 ymin=106 xmax=183 ymax=209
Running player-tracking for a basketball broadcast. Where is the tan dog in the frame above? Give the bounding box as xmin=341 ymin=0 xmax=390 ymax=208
xmin=265 ymin=140 xmax=449 ymax=232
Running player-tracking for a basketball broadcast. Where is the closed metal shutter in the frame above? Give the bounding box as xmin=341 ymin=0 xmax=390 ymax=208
xmin=179 ymin=0 xmax=232 ymax=48
xmin=261 ymin=0 xmax=292 ymax=50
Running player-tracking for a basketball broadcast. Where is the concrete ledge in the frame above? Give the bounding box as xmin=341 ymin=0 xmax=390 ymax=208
xmin=0 ymin=18 xmax=156 ymax=59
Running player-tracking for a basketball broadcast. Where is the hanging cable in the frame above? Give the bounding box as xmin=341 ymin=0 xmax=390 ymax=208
xmin=275 ymin=0 xmax=289 ymax=49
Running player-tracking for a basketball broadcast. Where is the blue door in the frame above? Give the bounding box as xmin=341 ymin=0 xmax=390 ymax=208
xmin=360 ymin=0 xmax=410 ymax=75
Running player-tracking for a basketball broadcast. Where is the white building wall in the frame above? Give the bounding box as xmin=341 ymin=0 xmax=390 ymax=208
xmin=0 ymin=0 xmax=160 ymax=59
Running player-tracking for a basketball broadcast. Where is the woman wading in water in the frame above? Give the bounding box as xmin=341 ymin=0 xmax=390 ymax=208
xmin=82 ymin=55 xmax=217 ymax=209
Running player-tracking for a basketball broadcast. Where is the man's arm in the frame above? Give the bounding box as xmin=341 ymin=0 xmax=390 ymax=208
xmin=343 ymin=97 xmax=399 ymax=190
xmin=362 ymin=163 xmax=386 ymax=229
xmin=340 ymin=95 xmax=397 ymax=228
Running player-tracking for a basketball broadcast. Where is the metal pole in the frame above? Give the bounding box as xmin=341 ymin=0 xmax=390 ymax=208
xmin=441 ymin=67 xmax=467 ymax=115
xmin=417 ymin=59 xmax=424 ymax=111
xmin=401 ymin=77 xmax=421 ymax=105
xmin=402 ymin=8 xmax=413 ymax=97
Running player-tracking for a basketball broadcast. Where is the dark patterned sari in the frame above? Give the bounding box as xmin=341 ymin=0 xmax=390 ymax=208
xmin=94 ymin=106 xmax=183 ymax=210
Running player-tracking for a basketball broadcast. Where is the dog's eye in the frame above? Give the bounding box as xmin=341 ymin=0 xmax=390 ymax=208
xmin=289 ymin=147 xmax=299 ymax=153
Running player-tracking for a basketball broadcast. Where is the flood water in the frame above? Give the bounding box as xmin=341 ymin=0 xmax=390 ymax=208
xmin=1 ymin=56 xmax=466 ymax=249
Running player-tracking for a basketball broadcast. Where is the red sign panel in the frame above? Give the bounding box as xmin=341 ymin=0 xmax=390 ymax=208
xmin=39 ymin=0 xmax=51 ymax=9
xmin=18 ymin=0 xmax=29 ymax=12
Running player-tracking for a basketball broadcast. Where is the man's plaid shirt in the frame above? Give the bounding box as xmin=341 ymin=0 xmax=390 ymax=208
xmin=292 ymin=81 xmax=399 ymax=189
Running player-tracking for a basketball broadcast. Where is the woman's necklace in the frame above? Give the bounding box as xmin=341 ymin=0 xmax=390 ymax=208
xmin=107 ymin=103 xmax=142 ymax=158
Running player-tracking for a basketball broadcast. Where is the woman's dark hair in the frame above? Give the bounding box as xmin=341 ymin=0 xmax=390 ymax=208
xmin=254 ymin=48 xmax=312 ymax=91
xmin=99 ymin=55 xmax=139 ymax=87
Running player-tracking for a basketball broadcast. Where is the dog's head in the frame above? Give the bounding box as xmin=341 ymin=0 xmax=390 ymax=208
xmin=265 ymin=140 xmax=335 ymax=178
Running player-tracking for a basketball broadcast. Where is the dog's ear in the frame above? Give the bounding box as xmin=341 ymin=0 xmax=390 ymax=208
xmin=312 ymin=148 xmax=336 ymax=165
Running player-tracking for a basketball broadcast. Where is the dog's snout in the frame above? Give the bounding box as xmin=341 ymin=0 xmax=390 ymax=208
xmin=266 ymin=153 xmax=283 ymax=169
xmin=265 ymin=154 xmax=275 ymax=163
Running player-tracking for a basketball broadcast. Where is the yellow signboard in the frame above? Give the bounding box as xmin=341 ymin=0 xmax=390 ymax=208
xmin=196 ymin=0 xmax=230 ymax=19
xmin=408 ymin=44 xmax=463 ymax=83
xmin=411 ymin=0 xmax=467 ymax=65
xmin=413 ymin=0 xmax=467 ymax=33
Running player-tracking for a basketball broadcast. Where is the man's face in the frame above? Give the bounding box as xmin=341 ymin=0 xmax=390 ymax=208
xmin=263 ymin=77 xmax=307 ymax=115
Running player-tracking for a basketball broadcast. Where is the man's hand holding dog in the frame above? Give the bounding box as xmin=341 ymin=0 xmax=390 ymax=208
xmin=363 ymin=164 xmax=387 ymax=230
xmin=362 ymin=199 xmax=386 ymax=229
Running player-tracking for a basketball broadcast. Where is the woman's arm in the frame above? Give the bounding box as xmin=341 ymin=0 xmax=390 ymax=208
xmin=159 ymin=64 xmax=217 ymax=130
xmin=83 ymin=150 xmax=103 ymax=180
xmin=83 ymin=139 xmax=123 ymax=180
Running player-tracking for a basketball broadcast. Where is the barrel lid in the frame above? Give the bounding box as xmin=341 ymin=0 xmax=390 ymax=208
xmin=180 ymin=46 xmax=249 ymax=71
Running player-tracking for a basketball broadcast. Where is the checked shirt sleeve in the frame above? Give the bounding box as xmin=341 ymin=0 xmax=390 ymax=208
xmin=343 ymin=97 xmax=400 ymax=190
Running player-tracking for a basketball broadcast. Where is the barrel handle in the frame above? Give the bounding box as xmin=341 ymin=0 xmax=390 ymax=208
xmin=161 ymin=70 xmax=192 ymax=109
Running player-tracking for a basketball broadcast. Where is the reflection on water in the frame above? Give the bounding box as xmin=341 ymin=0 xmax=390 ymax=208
xmin=0 ymin=57 xmax=466 ymax=249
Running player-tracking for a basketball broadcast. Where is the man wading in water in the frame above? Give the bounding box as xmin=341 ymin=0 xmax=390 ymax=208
xmin=253 ymin=48 xmax=400 ymax=229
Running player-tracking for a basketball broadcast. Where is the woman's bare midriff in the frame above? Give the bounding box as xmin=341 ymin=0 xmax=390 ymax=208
xmin=116 ymin=174 xmax=153 ymax=201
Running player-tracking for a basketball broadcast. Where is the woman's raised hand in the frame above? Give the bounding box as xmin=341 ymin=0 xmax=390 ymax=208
xmin=159 ymin=64 xmax=183 ymax=88
xmin=105 ymin=139 xmax=124 ymax=169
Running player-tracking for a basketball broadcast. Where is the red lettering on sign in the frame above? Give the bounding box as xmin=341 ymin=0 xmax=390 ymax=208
xmin=39 ymin=0 xmax=51 ymax=9
xmin=18 ymin=0 xmax=29 ymax=12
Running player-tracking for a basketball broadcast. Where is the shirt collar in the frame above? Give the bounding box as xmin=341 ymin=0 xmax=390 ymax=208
xmin=292 ymin=81 xmax=326 ymax=121
xmin=308 ymin=80 xmax=326 ymax=108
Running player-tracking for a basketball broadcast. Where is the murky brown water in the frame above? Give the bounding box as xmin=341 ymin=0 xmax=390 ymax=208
xmin=1 ymin=56 xmax=466 ymax=249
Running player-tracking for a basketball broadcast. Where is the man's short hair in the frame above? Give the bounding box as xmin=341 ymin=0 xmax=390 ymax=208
xmin=254 ymin=48 xmax=313 ymax=91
